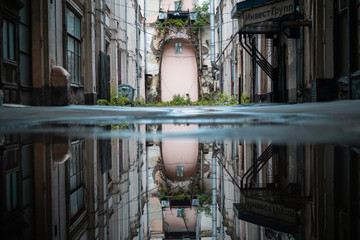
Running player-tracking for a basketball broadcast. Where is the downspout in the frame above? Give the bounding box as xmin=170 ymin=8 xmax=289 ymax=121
xmin=138 ymin=127 xmax=142 ymax=239
xmin=199 ymin=31 xmax=202 ymax=70
xmin=136 ymin=3 xmax=140 ymax=100
xmin=210 ymin=0 xmax=220 ymax=78
xmin=212 ymin=147 xmax=219 ymax=240
xmin=232 ymin=140 xmax=238 ymax=238
xmin=200 ymin=149 xmax=203 ymax=192
xmin=144 ymin=0 xmax=148 ymax=102
xmin=231 ymin=0 xmax=236 ymax=97
xmin=196 ymin=212 xmax=201 ymax=240
xmin=220 ymin=145 xmax=224 ymax=240
xmin=347 ymin=0 xmax=352 ymax=99
xmin=125 ymin=0 xmax=129 ymax=84
xmin=218 ymin=0 xmax=223 ymax=92
xmin=146 ymin=145 xmax=150 ymax=238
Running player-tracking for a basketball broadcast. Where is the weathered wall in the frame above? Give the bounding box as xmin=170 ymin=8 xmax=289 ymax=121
xmin=161 ymin=40 xmax=198 ymax=101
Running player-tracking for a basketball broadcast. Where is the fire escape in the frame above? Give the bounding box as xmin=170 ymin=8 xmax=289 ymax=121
xmin=234 ymin=144 xmax=304 ymax=235
xmin=239 ymin=34 xmax=279 ymax=101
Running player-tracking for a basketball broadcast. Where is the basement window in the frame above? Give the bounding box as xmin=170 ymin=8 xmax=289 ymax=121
xmin=176 ymin=166 xmax=184 ymax=177
xmin=174 ymin=42 xmax=182 ymax=54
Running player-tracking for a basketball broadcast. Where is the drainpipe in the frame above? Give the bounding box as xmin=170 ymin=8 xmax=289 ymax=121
xmin=125 ymin=0 xmax=129 ymax=84
xmin=199 ymin=31 xmax=202 ymax=70
xmin=136 ymin=2 xmax=140 ymax=100
xmin=146 ymin=145 xmax=150 ymax=238
xmin=232 ymin=140 xmax=238 ymax=237
xmin=210 ymin=0 xmax=220 ymax=79
xmin=347 ymin=0 xmax=352 ymax=99
xmin=200 ymin=149 xmax=203 ymax=192
xmin=212 ymin=147 xmax=219 ymax=240
xmin=144 ymin=0 xmax=148 ymax=102
xmin=218 ymin=0 xmax=223 ymax=93
xmin=127 ymin=145 xmax=131 ymax=238
xmin=196 ymin=212 xmax=201 ymax=240
xmin=220 ymin=145 xmax=224 ymax=240
xmin=138 ymin=130 xmax=142 ymax=239
xmin=231 ymin=0 xmax=236 ymax=97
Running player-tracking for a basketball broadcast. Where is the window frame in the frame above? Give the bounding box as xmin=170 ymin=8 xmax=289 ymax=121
xmin=67 ymin=140 xmax=85 ymax=223
xmin=66 ymin=7 xmax=82 ymax=87
xmin=176 ymin=166 xmax=184 ymax=177
xmin=174 ymin=42 xmax=182 ymax=54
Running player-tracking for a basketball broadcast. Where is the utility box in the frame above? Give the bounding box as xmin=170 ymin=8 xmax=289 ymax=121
xmin=51 ymin=66 xmax=70 ymax=106
xmin=118 ymin=84 xmax=136 ymax=104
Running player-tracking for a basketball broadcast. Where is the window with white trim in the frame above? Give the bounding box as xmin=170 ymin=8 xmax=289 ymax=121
xmin=176 ymin=166 xmax=184 ymax=177
xmin=66 ymin=9 xmax=81 ymax=85
xmin=174 ymin=42 xmax=182 ymax=54
xmin=68 ymin=141 xmax=84 ymax=220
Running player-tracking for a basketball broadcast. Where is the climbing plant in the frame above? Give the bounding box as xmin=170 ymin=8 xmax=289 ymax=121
xmin=192 ymin=0 xmax=210 ymax=34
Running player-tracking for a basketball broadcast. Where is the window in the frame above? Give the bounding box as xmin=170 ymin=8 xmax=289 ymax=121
xmin=174 ymin=1 xmax=181 ymax=11
xmin=4 ymin=148 xmax=20 ymax=213
xmin=2 ymin=18 xmax=17 ymax=87
xmin=176 ymin=166 xmax=184 ymax=177
xmin=2 ymin=19 xmax=15 ymax=61
xmin=68 ymin=141 xmax=84 ymax=220
xmin=67 ymin=9 xmax=81 ymax=85
xmin=177 ymin=208 xmax=184 ymax=217
xmin=174 ymin=42 xmax=182 ymax=54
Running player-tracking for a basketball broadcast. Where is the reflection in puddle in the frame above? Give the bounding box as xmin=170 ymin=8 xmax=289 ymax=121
xmin=0 ymin=124 xmax=359 ymax=239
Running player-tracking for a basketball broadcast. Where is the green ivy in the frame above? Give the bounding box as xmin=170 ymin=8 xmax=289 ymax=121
xmin=240 ymin=92 xmax=251 ymax=104
xmin=97 ymin=93 xmax=131 ymax=106
xmin=192 ymin=0 xmax=210 ymax=34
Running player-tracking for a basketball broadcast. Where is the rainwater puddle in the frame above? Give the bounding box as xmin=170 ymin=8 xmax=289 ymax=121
xmin=0 ymin=104 xmax=359 ymax=239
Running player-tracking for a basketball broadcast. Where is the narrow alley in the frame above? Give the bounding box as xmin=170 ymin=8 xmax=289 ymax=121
xmin=0 ymin=0 xmax=359 ymax=240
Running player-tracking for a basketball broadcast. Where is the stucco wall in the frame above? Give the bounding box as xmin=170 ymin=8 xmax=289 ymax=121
xmin=164 ymin=208 xmax=197 ymax=232
xmin=161 ymin=124 xmax=199 ymax=179
xmin=161 ymin=0 xmax=195 ymax=11
xmin=161 ymin=40 xmax=198 ymax=101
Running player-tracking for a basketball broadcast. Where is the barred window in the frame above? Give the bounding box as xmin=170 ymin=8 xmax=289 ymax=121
xmin=67 ymin=9 xmax=81 ymax=85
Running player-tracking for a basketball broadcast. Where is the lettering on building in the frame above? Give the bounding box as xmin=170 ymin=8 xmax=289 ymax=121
xmin=243 ymin=198 xmax=297 ymax=223
xmin=242 ymin=0 xmax=295 ymax=26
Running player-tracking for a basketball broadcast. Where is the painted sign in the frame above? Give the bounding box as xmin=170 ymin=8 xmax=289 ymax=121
xmin=242 ymin=0 xmax=295 ymax=26
xmin=243 ymin=197 xmax=297 ymax=223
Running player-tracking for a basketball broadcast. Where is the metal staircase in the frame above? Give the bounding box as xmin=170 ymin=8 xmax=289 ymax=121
xmin=241 ymin=144 xmax=276 ymax=188
xmin=239 ymin=34 xmax=278 ymax=81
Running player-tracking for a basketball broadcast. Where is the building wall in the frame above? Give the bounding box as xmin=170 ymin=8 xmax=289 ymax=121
xmin=161 ymin=40 xmax=199 ymax=101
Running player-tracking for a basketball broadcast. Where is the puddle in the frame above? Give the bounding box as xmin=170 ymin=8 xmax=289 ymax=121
xmin=0 ymin=105 xmax=359 ymax=239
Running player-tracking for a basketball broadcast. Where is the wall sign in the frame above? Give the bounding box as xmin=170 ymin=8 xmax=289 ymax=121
xmin=242 ymin=0 xmax=295 ymax=26
xmin=243 ymin=197 xmax=298 ymax=223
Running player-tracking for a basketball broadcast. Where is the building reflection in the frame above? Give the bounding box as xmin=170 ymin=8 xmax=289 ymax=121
xmin=0 ymin=128 xmax=359 ymax=239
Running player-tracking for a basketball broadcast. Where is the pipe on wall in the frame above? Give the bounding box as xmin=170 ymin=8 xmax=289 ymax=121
xmin=138 ymin=125 xmax=142 ymax=239
xmin=144 ymin=0 xmax=148 ymax=102
xmin=212 ymin=147 xmax=220 ymax=240
xmin=136 ymin=3 xmax=140 ymax=100
xmin=218 ymin=0 xmax=222 ymax=92
xmin=210 ymin=0 xmax=220 ymax=74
